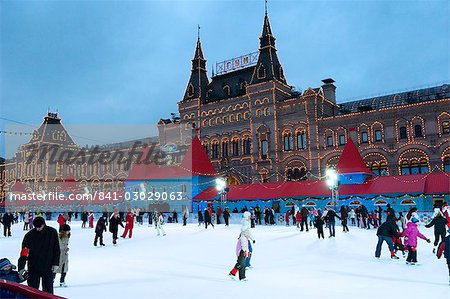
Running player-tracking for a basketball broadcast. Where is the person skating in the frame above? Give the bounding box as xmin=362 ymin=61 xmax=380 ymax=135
xmin=375 ymin=216 xmax=400 ymax=259
xmin=217 ymin=207 xmax=223 ymax=225
xmin=81 ymin=211 xmax=88 ymax=228
xmin=314 ymin=212 xmax=325 ymax=239
xmin=324 ymin=207 xmax=341 ymax=237
xmin=156 ymin=212 xmax=166 ymax=236
xmin=88 ymin=211 xmax=95 ymax=228
xmin=340 ymin=205 xmax=349 ymax=232
xmin=436 ymin=227 xmax=450 ymax=285
xmin=57 ymin=213 xmax=66 ymax=232
xmin=228 ymin=230 xmax=251 ymax=281
xmin=349 ymin=208 xmax=356 ymax=226
xmin=109 ymin=209 xmax=124 ymax=245
xmin=121 ymin=209 xmax=135 ymax=238
xmin=285 ymin=210 xmax=290 ymax=226
xmin=300 ymin=207 xmax=309 ymax=231
xmin=240 ymin=211 xmax=255 ymax=269
xmin=18 ymin=216 xmax=60 ymax=294
xmin=426 ymin=210 xmax=449 ymax=253
xmin=94 ymin=215 xmax=107 ymax=247
xmin=2 ymin=209 xmax=14 ymax=237
xmin=197 ymin=209 xmax=204 ymax=226
xmin=172 ymin=209 xmax=178 ymax=223
xmin=403 ymin=218 xmax=431 ymax=265
xmin=295 ymin=211 xmax=302 ymax=229
xmin=23 ymin=212 xmax=30 ymax=231
xmin=183 ymin=207 xmax=189 ymax=226
xmin=204 ymin=208 xmax=214 ymax=229
xmin=223 ymin=207 xmax=230 ymax=226
xmin=54 ymin=224 xmax=70 ymax=287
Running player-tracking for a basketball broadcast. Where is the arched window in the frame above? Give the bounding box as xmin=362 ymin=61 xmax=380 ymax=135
xmin=232 ymin=139 xmax=239 ymax=156
xmin=419 ymin=158 xmax=428 ymax=173
xmin=374 ymin=130 xmax=382 ymax=142
xmin=283 ymin=132 xmax=293 ymax=151
xmin=400 ymin=160 xmax=410 ymax=175
xmin=260 ymin=140 xmax=268 ymax=159
xmin=444 ymin=156 xmax=450 ymax=172
xmin=442 ymin=121 xmax=449 ymax=134
xmin=399 ymin=126 xmax=407 ymax=140
xmin=212 ymin=141 xmax=219 ymax=159
xmin=414 ymin=124 xmax=423 ymax=138
xmin=410 ymin=159 xmax=419 ymax=174
xmin=223 ymin=85 xmax=230 ymax=96
xmin=286 ymin=169 xmax=293 ymax=181
xmin=361 ymin=131 xmax=368 ymax=143
xmin=188 ymin=84 xmax=194 ymax=97
xmin=243 ymin=138 xmax=251 ymax=155
xmin=221 ymin=141 xmax=229 ymax=157
xmin=297 ymin=131 xmax=306 ymax=149
xmin=257 ymin=64 xmax=266 ymax=79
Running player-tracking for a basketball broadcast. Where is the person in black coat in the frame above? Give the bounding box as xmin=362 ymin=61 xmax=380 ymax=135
xmin=300 ymin=207 xmax=309 ymax=232
xmin=223 ymin=207 xmax=230 ymax=226
xmin=81 ymin=211 xmax=88 ymax=228
xmin=94 ymin=216 xmax=107 ymax=247
xmin=375 ymin=217 xmax=400 ymax=259
xmin=18 ymin=217 xmax=60 ymax=294
xmin=109 ymin=211 xmax=124 ymax=245
xmin=340 ymin=205 xmax=349 ymax=232
xmin=197 ymin=209 xmax=204 ymax=226
xmin=2 ymin=210 xmax=14 ymax=237
xmin=314 ymin=213 xmax=325 ymax=239
xmin=426 ymin=211 xmax=449 ymax=252
xmin=324 ymin=208 xmax=341 ymax=237
xmin=204 ymin=208 xmax=214 ymax=229
xmin=385 ymin=204 xmax=396 ymax=221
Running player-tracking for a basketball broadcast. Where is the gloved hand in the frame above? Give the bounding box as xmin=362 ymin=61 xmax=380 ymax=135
xmin=18 ymin=269 xmax=28 ymax=281
xmin=52 ymin=265 xmax=59 ymax=273
xmin=253 ymin=240 xmax=256 ymax=244
xmin=426 ymin=239 xmax=431 ymax=243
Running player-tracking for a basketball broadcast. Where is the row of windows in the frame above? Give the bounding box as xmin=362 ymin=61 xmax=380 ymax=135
xmin=205 ymin=139 xmax=252 ymax=159
xmin=283 ymin=132 xmax=307 ymax=151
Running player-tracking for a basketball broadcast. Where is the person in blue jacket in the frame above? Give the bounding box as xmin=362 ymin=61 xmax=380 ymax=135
xmin=0 ymin=258 xmax=27 ymax=283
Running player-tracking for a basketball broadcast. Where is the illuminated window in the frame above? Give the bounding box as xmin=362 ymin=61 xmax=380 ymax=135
xmin=400 ymin=160 xmax=410 ymax=175
xmin=261 ymin=140 xmax=268 ymax=159
xmin=361 ymin=132 xmax=368 ymax=143
xmin=326 ymin=136 xmax=333 ymax=147
xmin=374 ymin=130 xmax=382 ymax=142
xmin=410 ymin=159 xmax=419 ymax=174
xmin=297 ymin=132 xmax=306 ymax=149
xmin=339 ymin=134 xmax=345 ymax=146
xmin=283 ymin=133 xmax=293 ymax=151
xmin=419 ymin=158 xmax=428 ymax=173
xmin=444 ymin=157 xmax=450 ymax=172
xmin=442 ymin=121 xmax=449 ymax=134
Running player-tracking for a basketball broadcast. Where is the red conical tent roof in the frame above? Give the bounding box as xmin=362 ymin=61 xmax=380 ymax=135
xmin=336 ymin=137 xmax=372 ymax=174
xmin=181 ymin=136 xmax=217 ymax=176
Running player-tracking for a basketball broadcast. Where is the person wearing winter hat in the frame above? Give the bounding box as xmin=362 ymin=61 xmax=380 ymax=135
xmin=229 ymin=230 xmax=250 ymax=281
xmin=18 ymin=216 xmax=60 ymax=294
xmin=425 ymin=210 xmax=449 ymax=253
xmin=403 ymin=217 xmax=431 ymax=265
xmin=54 ymin=224 xmax=71 ymax=287
xmin=241 ymin=211 xmax=255 ymax=269
xmin=0 ymin=258 xmax=27 ymax=283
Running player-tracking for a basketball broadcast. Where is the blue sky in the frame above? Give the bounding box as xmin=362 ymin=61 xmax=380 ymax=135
xmin=1 ymin=0 xmax=449 ymax=131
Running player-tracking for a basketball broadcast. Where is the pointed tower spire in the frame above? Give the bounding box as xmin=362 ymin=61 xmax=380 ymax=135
xmin=183 ymin=27 xmax=209 ymax=101
xmin=250 ymin=5 xmax=287 ymax=85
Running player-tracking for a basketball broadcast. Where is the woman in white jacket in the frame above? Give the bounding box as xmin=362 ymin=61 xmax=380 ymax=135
xmin=228 ymin=230 xmax=250 ymax=281
xmin=156 ymin=213 xmax=166 ymax=236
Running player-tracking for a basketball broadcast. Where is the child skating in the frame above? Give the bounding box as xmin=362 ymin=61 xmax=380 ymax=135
xmin=403 ymin=218 xmax=431 ymax=265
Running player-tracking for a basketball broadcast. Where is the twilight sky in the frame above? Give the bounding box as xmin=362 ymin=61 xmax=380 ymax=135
xmin=1 ymin=0 xmax=449 ymax=137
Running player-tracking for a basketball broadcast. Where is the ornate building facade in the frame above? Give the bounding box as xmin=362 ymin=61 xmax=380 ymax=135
xmin=159 ymin=13 xmax=450 ymax=185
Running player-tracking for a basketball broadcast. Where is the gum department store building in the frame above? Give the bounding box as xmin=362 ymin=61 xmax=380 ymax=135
xmin=158 ymin=13 xmax=450 ymax=185
xmin=1 ymin=13 xmax=450 ymax=203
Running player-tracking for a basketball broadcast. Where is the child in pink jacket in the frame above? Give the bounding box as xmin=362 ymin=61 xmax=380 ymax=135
xmin=403 ymin=218 xmax=431 ymax=265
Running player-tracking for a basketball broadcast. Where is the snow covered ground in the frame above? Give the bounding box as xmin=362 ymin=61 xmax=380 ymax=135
xmin=1 ymin=220 xmax=449 ymax=299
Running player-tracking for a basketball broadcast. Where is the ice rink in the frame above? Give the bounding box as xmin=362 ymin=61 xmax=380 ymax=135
xmin=1 ymin=219 xmax=449 ymax=299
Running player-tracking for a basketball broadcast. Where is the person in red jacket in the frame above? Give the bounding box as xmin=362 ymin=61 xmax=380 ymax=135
xmin=285 ymin=210 xmax=290 ymax=226
xmin=57 ymin=214 xmax=66 ymax=232
xmin=295 ymin=211 xmax=302 ymax=229
xmin=121 ymin=209 xmax=135 ymax=238
xmin=88 ymin=211 xmax=94 ymax=228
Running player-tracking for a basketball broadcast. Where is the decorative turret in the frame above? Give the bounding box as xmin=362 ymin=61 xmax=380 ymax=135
xmin=183 ymin=30 xmax=209 ymax=101
xmin=250 ymin=11 xmax=287 ymax=85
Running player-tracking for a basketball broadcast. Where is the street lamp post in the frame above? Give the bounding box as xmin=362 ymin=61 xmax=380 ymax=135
xmin=215 ymin=177 xmax=227 ymax=208
xmin=325 ymin=168 xmax=339 ymax=210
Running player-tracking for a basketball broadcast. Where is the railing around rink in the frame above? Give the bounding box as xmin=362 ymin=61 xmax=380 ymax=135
xmin=0 ymin=280 xmax=66 ymax=299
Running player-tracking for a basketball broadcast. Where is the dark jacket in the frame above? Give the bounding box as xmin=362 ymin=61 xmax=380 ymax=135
xmin=95 ymin=217 xmax=107 ymax=234
xmin=2 ymin=213 xmax=14 ymax=226
xmin=425 ymin=215 xmax=448 ymax=235
xmin=300 ymin=207 xmax=309 ymax=218
xmin=109 ymin=215 xmax=123 ymax=233
xmin=314 ymin=217 xmax=325 ymax=228
xmin=377 ymin=220 xmax=399 ymax=238
xmin=444 ymin=235 xmax=450 ymax=259
xmin=325 ymin=210 xmax=341 ymax=223
xmin=340 ymin=206 xmax=348 ymax=218
xmin=18 ymin=225 xmax=60 ymax=273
